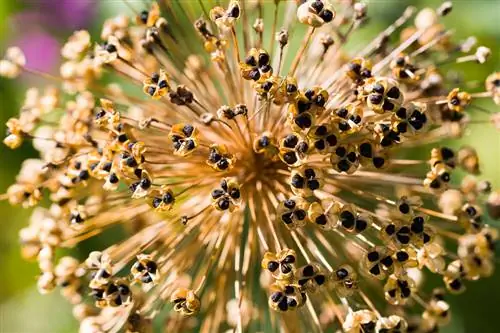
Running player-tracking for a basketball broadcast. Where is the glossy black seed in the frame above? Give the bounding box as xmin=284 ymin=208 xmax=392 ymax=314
xmin=396 ymin=107 xmax=407 ymax=119
xmin=186 ymin=139 xmax=196 ymax=150
xmin=258 ymin=53 xmax=270 ymax=67
xmin=336 ymin=108 xmax=348 ymax=118
xmin=315 ymin=214 xmax=327 ymax=225
xmin=105 ymin=44 xmax=117 ymax=53
xmin=315 ymin=125 xmax=328 ymax=136
xmin=314 ymin=275 xmax=326 ymax=285
xmin=270 ymin=292 xmax=282 ymax=303
xmin=308 ymin=179 xmax=320 ymax=190
xmin=466 ymin=206 xmax=477 ymax=216
xmin=109 ymin=173 xmax=119 ymax=184
xmin=297 ymin=142 xmax=309 ymax=153
xmin=348 ymin=62 xmax=361 ymax=74
xmin=78 ymin=170 xmax=90 ymax=181
xmin=311 ymin=0 xmax=324 ymax=12
xmin=287 ymin=298 xmax=298 ymax=307
xmin=382 ymin=100 xmax=394 ymax=111
xmin=228 ymin=5 xmax=240 ymax=18
xmin=294 ymin=209 xmax=307 ymax=220
xmin=304 ymin=168 xmax=316 ymax=179
xmin=411 ymin=217 xmax=424 ymax=233
xmin=373 ymin=157 xmax=385 ymax=168
xmin=140 ymin=178 xmax=151 ymax=189
xmin=218 ymin=199 xmax=230 ymax=210
xmin=380 ymin=256 xmax=394 ymax=267
xmin=304 ymin=89 xmax=315 ymax=100
xmin=450 ymin=97 xmax=460 ymax=106
xmin=283 ymin=134 xmax=298 ymax=148
xmin=303 ymin=265 xmax=315 ymax=277
xmin=401 ymin=287 xmax=411 ymax=298
xmin=369 ymin=265 xmax=381 ymax=276
xmin=217 ymin=159 xmax=229 ymax=170
xmin=336 ymin=268 xmax=348 ymax=279
xmin=267 ymin=261 xmax=279 ymax=272
xmin=151 ymin=73 xmax=159 ymax=83
xmin=297 ymin=100 xmax=311 ymax=113
xmin=259 ymin=136 xmax=270 ymax=147
xmin=326 ymin=134 xmax=337 ymax=146
xmin=423 ymin=233 xmax=431 ymax=243
xmin=340 ymin=211 xmax=355 ymax=229
xmin=245 ymin=55 xmax=256 ymax=66
xmin=139 ymin=10 xmax=149 ymax=23
xmin=337 ymin=160 xmax=350 ymax=172
xmin=347 ymin=152 xmax=357 ymax=163
xmin=211 ymin=189 xmax=225 ymax=199
xmin=396 ymin=251 xmax=409 ymax=262
xmin=249 ymin=69 xmax=261 ymax=81
xmin=441 ymin=147 xmax=455 ymax=160
xmin=152 ymin=197 xmax=162 ymax=208
xmin=399 ymin=203 xmax=410 ymax=214
xmin=359 ymin=143 xmax=373 ymax=158
xmin=320 ymin=9 xmax=334 ymax=22
xmin=355 ymin=219 xmax=368 ymax=232
xmin=158 ymin=80 xmax=168 ymax=89
xmin=441 ymin=172 xmax=450 ymax=182
xmin=369 ymin=94 xmax=383 ymax=105
xmin=286 ymin=84 xmax=297 ymax=93
xmin=283 ymin=255 xmax=295 ymax=264
xmin=372 ymin=83 xmax=385 ymax=94
xmin=367 ymin=251 xmax=380 ymax=262
xmin=294 ymin=114 xmax=312 ymax=129
xmin=278 ymin=298 xmax=288 ymax=311
xmin=449 ymin=279 xmax=462 ymax=290
xmin=338 ymin=121 xmax=351 ymax=132
xmin=397 ymin=122 xmax=408 ymax=133
xmin=163 ymin=192 xmax=174 ymax=204
xmin=386 ymin=86 xmax=400 ymax=99
xmin=283 ymin=152 xmax=298 ymax=165
xmin=95 ymin=110 xmax=106 ymax=119
xmin=147 ymin=86 xmax=156 ymax=96
xmin=430 ymin=178 xmax=441 ymax=189
xmin=260 ymin=64 xmax=272 ymax=73
xmin=262 ymin=81 xmax=273 ymax=91
xmin=385 ymin=224 xmax=396 ymax=235
xmin=283 ymin=199 xmax=296 ymax=209
xmin=282 ymin=212 xmax=293 ymax=225
xmin=230 ymin=188 xmax=240 ymax=199
xmin=335 ymin=146 xmax=346 ymax=157
xmin=314 ymin=140 xmax=326 ymax=150
xmin=315 ymin=94 xmax=326 ymax=107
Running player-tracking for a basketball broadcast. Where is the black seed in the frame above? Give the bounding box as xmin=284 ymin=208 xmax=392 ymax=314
xmin=151 ymin=73 xmax=159 ymax=83
xmin=283 ymin=134 xmax=298 ymax=148
xmin=382 ymin=100 xmax=394 ymax=111
xmin=315 ymin=125 xmax=327 ymax=136
xmin=147 ymin=86 xmax=156 ymax=96
xmin=294 ymin=114 xmax=312 ymax=129
xmin=372 ymin=83 xmax=385 ymax=94
xmin=287 ymin=298 xmax=297 ymax=307
xmin=282 ymin=213 xmax=293 ymax=224
xmin=386 ymin=86 xmax=400 ymax=99
xmin=270 ymin=292 xmax=282 ymax=303
xmin=373 ymin=157 xmax=385 ymax=168
xmin=369 ymin=265 xmax=381 ymax=276
xmin=281 ymin=265 xmax=292 ymax=274
xmin=349 ymin=62 xmax=361 ymax=74
xmin=314 ymin=275 xmax=326 ymax=285
xmin=102 ymin=162 xmax=112 ymax=172
xmin=217 ymin=159 xmax=229 ymax=170
xmin=466 ymin=206 xmax=477 ymax=217
xmin=347 ymin=152 xmax=357 ymax=163
xmin=284 ymin=285 xmax=294 ymax=295
xmin=126 ymin=157 xmax=138 ymax=168
xmin=278 ymin=298 xmax=288 ymax=311
xmin=258 ymin=53 xmax=270 ymax=67
xmin=211 ymin=188 xmax=225 ymax=199
xmin=308 ymin=179 xmax=320 ymax=190
xmin=401 ymin=287 xmax=411 ymax=298
xmin=430 ymin=179 xmax=441 ymax=189
xmin=449 ymin=279 xmax=462 ymax=290
xmin=315 ymin=140 xmax=326 ymax=150
xmin=297 ymin=142 xmax=309 ymax=153
xmin=283 ymin=152 xmax=298 ymax=165
xmin=283 ymin=255 xmax=295 ymax=264
xmin=228 ymin=5 xmax=240 ymax=18
xmin=182 ymin=124 xmax=194 ymax=137
xmin=140 ymin=10 xmax=149 ymax=23
xmin=230 ymin=188 xmax=240 ymax=199
xmin=367 ymin=251 xmax=379 ymax=262
xmin=259 ymin=136 xmax=270 ymax=147
xmin=262 ymin=81 xmax=273 ymax=91
xmin=218 ymin=199 xmax=230 ymax=210
xmin=260 ymin=64 xmax=272 ymax=73
xmin=396 ymin=107 xmax=407 ymax=119
xmin=286 ymin=84 xmax=297 ymax=93
xmin=152 ymin=197 xmax=162 ymax=208
xmin=315 ymin=214 xmax=327 ymax=225
xmin=245 ymin=56 xmax=256 ymax=66
xmin=320 ymin=9 xmax=334 ymax=22
xmin=411 ymin=217 xmax=424 ymax=233
xmin=326 ymin=134 xmax=337 ymax=146
xmin=284 ymin=199 xmax=296 ymax=209
xmin=109 ymin=173 xmax=119 ymax=184
xmin=105 ymin=44 xmax=117 ymax=53
xmin=355 ymin=219 xmax=368 ymax=232
xmin=380 ymin=256 xmax=393 ymax=267
xmin=297 ymin=100 xmax=311 ymax=113
xmin=450 ymin=97 xmax=460 ymax=106
xmin=399 ymin=203 xmax=410 ymax=214
xmin=387 ymin=289 xmax=397 ymax=298
xmin=340 ymin=211 xmax=355 ymax=229
xmin=311 ymin=0 xmax=324 ymax=13
xmin=369 ymin=94 xmax=383 ymax=105
xmin=337 ymin=160 xmax=350 ymax=172
xmin=336 ymin=108 xmax=348 ymax=118
xmin=294 ymin=209 xmax=307 ymax=220
xmin=423 ymin=233 xmax=431 ymax=243
xmin=396 ymin=251 xmax=409 ymax=262
xmin=335 ymin=146 xmax=346 ymax=157
xmin=385 ymin=224 xmax=396 ymax=235
xmin=267 ymin=261 xmax=279 ymax=272
xmin=303 ymin=265 xmax=315 ymax=277
xmin=441 ymin=172 xmax=450 ymax=182
xmin=185 ymin=139 xmax=196 ymax=150
xmin=249 ymin=69 xmax=260 ymax=81
xmin=140 ymin=178 xmax=151 ymax=189
xmin=78 ymin=170 xmax=90 ymax=181
xmin=338 ymin=121 xmax=351 ymax=132
xmin=336 ymin=268 xmax=348 ymax=279
xmin=359 ymin=143 xmax=373 ymax=158
xmin=441 ymin=147 xmax=454 ymax=160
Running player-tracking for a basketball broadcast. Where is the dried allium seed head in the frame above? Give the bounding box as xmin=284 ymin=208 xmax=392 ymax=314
xmin=1 ymin=1 xmax=498 ymax=332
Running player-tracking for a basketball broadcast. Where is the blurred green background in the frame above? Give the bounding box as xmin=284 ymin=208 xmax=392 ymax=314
xmin=0 ymin=1 xmax=498 ymax=332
